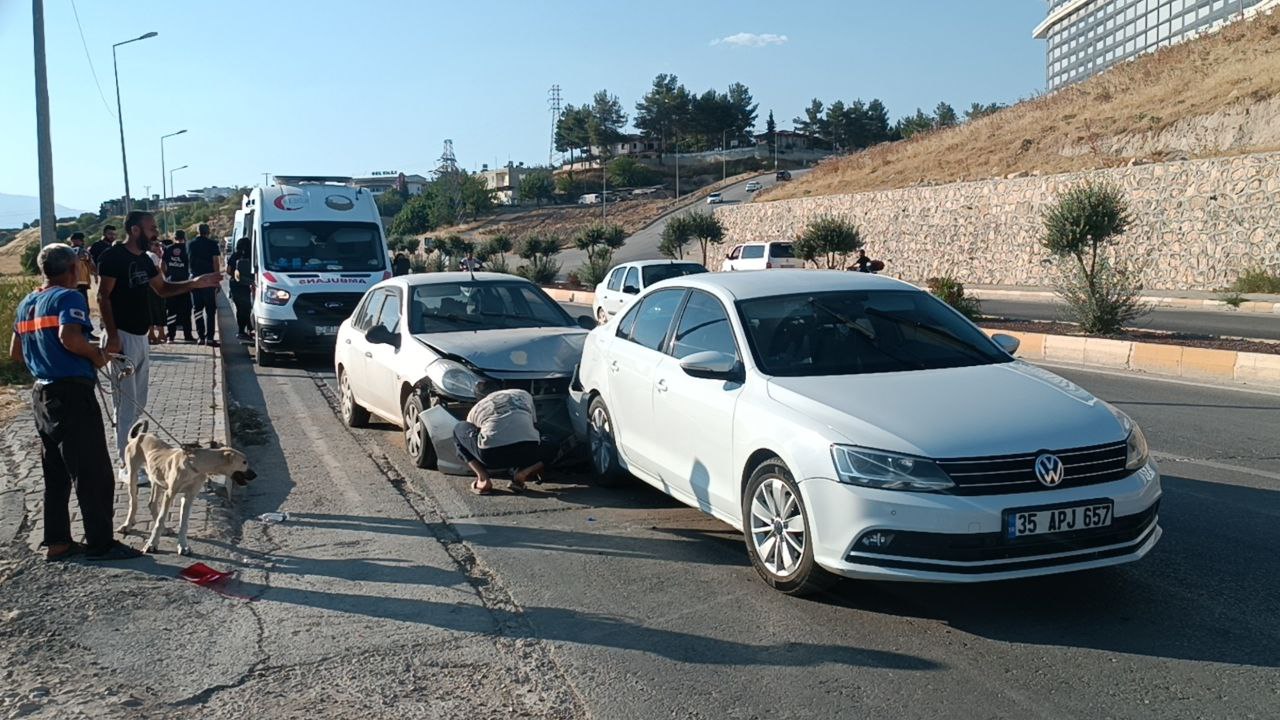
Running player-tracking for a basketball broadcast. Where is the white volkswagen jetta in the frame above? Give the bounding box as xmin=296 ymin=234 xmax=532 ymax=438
xmin=575 ymin=271 xmax=1161 ymax=595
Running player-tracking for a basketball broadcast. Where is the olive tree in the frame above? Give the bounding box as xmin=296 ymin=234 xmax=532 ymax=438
xmin=794 ymin=216 xmax=863 ymax=269
xmin=1041 ymin=180 xmax=1147 ymax=333
xmin=683 ymin=211 xmax=725 ymax=266
xmin=574 ymin=223 xmax=627 ymax=286
xmin=515 ymin=234 xmax=563 ymax=285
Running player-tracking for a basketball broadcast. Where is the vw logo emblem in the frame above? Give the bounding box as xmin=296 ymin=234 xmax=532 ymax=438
xmin=324 ymin=301 xmax=343 ymax=310
xmin=1034 ymin=453 xmax=1065 ymax=487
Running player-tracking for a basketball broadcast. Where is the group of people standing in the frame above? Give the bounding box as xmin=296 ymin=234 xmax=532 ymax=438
xmin=10 ymin=211 xmax=223 ymax=561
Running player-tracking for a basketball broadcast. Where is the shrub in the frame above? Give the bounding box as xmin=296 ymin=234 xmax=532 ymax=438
xmin=575 ymin=245 xmax=614 ymax=287
xmin=1041 ymin=180 xmax=1147 ymax=334
xmin=424 ymin=252 xmax=447 ymax=273
xmin=515 ymin=234 xmax=562 ymax=285
xmin=1228 ymin=267 xmax=1280 ymax=294
xmin=926 ymin=276 xmax=982 ymax=322
xmin=20 ymin=240 xmax=40 ymax=275
xmin=409 ymin=257 xmax=428 ymax=274
xmin=1218 ymin=290 xmax=1246 ymax=308
xmin=1 ymin=276 xmax=41 ymax=384
xmin=486 ymin=253 xmax=511 ymax=274
xmin=795 ymin=216 xmax=863 ymax=269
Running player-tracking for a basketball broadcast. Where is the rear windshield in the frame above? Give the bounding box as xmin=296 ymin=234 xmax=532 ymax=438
xmin=769 ymin=243 xmax=795 ymax=259
xmin=642 ymin=263 xmax=707 ymax=286
xmin=262 ymin=221 xmax=386 ymax=273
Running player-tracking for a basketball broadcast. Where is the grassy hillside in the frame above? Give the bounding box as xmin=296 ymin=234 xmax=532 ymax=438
xmin=764 ymin=12 xmax=1280 ymax=201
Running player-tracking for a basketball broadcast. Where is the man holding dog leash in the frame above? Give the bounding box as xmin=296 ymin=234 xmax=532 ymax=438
xmin=96 ymin=211 xmax=222 ymax=484
xmin=9 ymin=244 xmax=139 ymax=561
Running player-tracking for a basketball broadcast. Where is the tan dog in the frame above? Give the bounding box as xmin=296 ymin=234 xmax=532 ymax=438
xmin=118 ymin=420 xmax=257 ymax=555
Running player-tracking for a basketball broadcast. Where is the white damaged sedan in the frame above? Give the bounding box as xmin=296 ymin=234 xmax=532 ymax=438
xmin=575 ymin=270 xmax=1161 ymax=595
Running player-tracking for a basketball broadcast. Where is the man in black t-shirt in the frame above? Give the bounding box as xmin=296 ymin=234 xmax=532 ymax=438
xmin=162 ymin=229 xmax=194 ymax=342
xmin=88 ymin=225 xmax=116 ymax=275
xmin=187 ymin=223 xmax=222 ymax=347
xmin=97 ymin=211 xmax=221 ymax=467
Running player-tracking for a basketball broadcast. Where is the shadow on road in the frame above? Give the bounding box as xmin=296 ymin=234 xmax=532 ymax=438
xmin=818 ymin=473 xmax=1280 ymax=668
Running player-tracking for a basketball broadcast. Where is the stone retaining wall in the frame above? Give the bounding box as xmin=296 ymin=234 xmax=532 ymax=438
xmin=713 ymin=152 xmax=1280 ymax=290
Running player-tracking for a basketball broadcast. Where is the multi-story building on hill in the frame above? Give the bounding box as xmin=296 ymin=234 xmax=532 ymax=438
xmin=1036 ymin=0 xmax=1280 ymax=90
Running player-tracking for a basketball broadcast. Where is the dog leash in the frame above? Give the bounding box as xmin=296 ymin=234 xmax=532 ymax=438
xmin=96 ymin=353 xmax=190 ymax=447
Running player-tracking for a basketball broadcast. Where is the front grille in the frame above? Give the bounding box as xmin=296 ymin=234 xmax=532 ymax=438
xmin=936 ymin=441 xmax=1130 ymax=496
xmin=848 ymin=501 xmax=1159 ymax=565
xmin=292 ymin=292 xmax=363 ymax=324
xmin=496 ymin=377 xmax=571 ymax=398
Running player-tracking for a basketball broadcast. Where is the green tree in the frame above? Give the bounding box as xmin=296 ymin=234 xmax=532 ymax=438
xmin=965 ymin=102 xmax=1007 ymax=121
xmin=555 ymin=104 xmax=593 ymax=167
xmin=726 ymin=82 xmax=758 ymax=143
xmin=634 ymin=74 xmax=693 ymax=158
xmin=519 ymin=170 xmax=555 ymax=206
xmin=554 ymin=172 xmax=586 ymax=198
xmin=588 ymin=90 xmax=628 ymax=158
xmin=682 ymin=211 xmax=725 ymax=266
xmin=895 ymin=109 xmax=935 ymax=139
xmin=863 ymin=99 xmax=892 ymax=145
xmin=389 ymin=194 xmax=434 ymax=236
xmin=20 ymin=240 xmax=40 ymax=275
xmin=926 ymin=276 xmax=982 ymax=321
xmin=457 ymin=173 xmax=496 ymax=219
xmin=574 ymin=222 xmax=626 ymax=254
xmin=659 ymin=215 xmax=694 ymax=260
xmin=794 ymin=216 xmax=864 ymax=269
xmin=515 ymin=234 xmax=563 ymax=284
xmin=793 ymin=98 xmax=826 ymax=141
xmin=376 ymin=188 xmax=407 ymax=218
xmin=933 ymin=102 xmax=959 ymax=129
xmin=765 ymin=110 xmax=777 ymax=150
xmin=606 ymin=156 xmax=655 ymax=187
xmin=1041 ymin=180 xmax=1147 ymax=333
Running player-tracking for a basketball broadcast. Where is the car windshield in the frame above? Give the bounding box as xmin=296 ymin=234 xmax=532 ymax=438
xmin=263 ymin=221 xmax=386 ymax=273
xmin=641 ymin=263 xmax=707 ymax=286
xmin=737 ymin=289 xmax=1010 ymax=376
xmin=408 ymin=281 xmax=575 ymax=333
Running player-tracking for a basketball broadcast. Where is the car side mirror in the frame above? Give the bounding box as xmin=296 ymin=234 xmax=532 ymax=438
xmin=992 ymin=333 xmax=1020 ymax=355
xmin=622 ymin=285 xmax=639 ymax=295
xmin=576 ymin=315 xmax=598 ymax=330
xmin=679 ymin=351 xmax=744 ymax=383
xmin=366 ymin=325 xmax=399 ymax=348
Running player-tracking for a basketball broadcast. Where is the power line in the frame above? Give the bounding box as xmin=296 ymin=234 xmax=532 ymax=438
xmin=68 ymin=0 xmax=116 ymax=120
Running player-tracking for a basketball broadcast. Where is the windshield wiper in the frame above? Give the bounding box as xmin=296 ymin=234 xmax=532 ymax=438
xmin=863 ymin=308 xmax=995 ymax=363
xmin=807 ymin=298 xmax=926 ymax=370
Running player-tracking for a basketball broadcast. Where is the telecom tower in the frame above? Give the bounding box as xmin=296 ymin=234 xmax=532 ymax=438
xmin=435 ymin=139 xmax=459 ymax=176
xmin=548 ymin=84 xmax=562 ymax=167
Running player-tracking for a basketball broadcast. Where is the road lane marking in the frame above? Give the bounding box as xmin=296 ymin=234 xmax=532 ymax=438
xmin=1152 ymin=452 xmax=1280 ymax=482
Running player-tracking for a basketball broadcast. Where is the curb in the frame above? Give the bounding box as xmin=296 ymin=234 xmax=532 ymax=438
xmin=968 ymin=288 xmax=1280 ymax=315
xmin=986 ymin=329 xmax=1280 ymax=388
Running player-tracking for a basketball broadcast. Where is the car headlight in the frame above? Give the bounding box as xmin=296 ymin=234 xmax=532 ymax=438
xmin=1103 ymin=402 xmax=1150 ymax=470
xmin=425 ymin=359 xmax=481 ymax=400
xmin=830 ymin=446 xmax=955 ymax=492
xmin=263 ymin=286 xmax=291 ymax=306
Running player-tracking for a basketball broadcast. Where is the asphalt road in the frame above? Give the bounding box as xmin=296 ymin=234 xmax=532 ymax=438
xmin=557 ymin=169 xmax=811 ymax=275
xmin=981 ymin=298 xmax=1280 ymax=340
xmin=221 ymin=334 xmax=1279 ymax=718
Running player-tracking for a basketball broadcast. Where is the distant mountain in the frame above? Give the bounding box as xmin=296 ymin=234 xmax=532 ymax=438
xmin=0 ymin=193 xmax=87 ymax=228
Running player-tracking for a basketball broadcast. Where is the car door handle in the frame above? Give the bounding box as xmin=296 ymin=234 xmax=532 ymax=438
xmin=655 ymin=378 xmax=668 ymax=393
xmin=364 ymin=351 xmax=372 ymax=358
xmin=609 ymin=360 xmax=619 ymax=373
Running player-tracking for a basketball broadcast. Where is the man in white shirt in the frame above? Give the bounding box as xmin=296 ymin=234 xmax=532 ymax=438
xmin=453 ymin=380 xmax=545 ymax=494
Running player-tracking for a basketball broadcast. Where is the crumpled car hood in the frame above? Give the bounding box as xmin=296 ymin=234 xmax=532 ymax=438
xmin=414 ymin=327 xmax=587 ymax=375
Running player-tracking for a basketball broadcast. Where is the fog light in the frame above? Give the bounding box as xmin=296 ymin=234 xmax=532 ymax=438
xmin=860 ymin=531 xmax=895 ymax=549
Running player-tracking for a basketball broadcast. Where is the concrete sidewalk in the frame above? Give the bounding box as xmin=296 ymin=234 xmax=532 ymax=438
xmin=0 ymin=341 xmax=231 ymax=554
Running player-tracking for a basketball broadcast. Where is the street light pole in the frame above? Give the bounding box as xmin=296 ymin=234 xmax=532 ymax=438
xmin=112 ymin=31 xmax=158 ymax=215
xmin=32 ymin=0 xmax=56 ymax=246
xmin=722 ymin=129 xmax=728 ymax=182
xmin=160 ymin=129 xmax=187 ymax=237
xmin=168 ymin=165 xmax=188 ymax=235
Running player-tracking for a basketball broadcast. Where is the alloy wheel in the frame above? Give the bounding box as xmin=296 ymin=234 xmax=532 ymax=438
xmin=340 ymin=374 xmax=353 ymax=420
xmin=589 ymin=405 xmax=613 ymax=474
xmin=404 ymin=402 xmax=422 ymax=457
xmin=749 ymin=476 xmax=806 ymax=577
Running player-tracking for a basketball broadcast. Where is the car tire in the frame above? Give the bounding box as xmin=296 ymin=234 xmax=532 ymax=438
xmin=403 ymin=392 xmax=437 ymax=469
xmin=338 ymin=368 xmax=369 ymax=428
xmin=587 ymin=396 xmax=627 ymax=487
xmin=742 ymin=457 xmax=834 ymax=596
xmin=255 ymin=336 xmax=279 ymax=368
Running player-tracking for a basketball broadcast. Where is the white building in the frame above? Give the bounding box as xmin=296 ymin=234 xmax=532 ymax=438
xmin=351 ymin=172 xmax=430 ymax=197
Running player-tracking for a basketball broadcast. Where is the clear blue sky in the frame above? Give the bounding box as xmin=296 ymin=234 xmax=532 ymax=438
xmin=0 ymin=0 xmax=1046 ymax=213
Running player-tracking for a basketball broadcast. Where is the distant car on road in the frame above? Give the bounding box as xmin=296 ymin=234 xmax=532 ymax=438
xmin=721 ymin=241 xmax=801 ymax=271
xmin=775 ymin=170 xmax=791 ymax=181
xmin=574 ymin=270 xmax=1161 ymax=594
xmin=744 ymin=181 xmax=762 ymax=192
xmin=706 ymin=192 xmax=723 ymax=205
xmin=592 ymin=260 xmax=707 ymax=323
xmin=335 ymin=273 xmax=595 ymax=472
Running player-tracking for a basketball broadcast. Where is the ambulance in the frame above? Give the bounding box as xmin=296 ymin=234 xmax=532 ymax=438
xmin=233 ymin=176 xmax=391 ymax=366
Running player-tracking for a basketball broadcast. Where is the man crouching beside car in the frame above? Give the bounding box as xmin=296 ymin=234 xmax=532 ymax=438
xmin=454 ymin=380 xmax=547 ymax=495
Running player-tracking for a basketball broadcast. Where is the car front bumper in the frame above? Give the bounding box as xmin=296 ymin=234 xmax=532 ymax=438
xmin=255 ymin=317 xmax=340 ymax=355
xmin=801 ymin=461 xmax=1163 ymax=583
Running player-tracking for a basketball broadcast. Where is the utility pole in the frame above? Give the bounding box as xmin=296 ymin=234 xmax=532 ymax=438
xmin=602 ymin=160 xmax=607 ymax=222
xmin=722 ymin=129 xmax=728 ymax=182
xmin=674 ymin=132 xmax=680 ymax=200
xmin=33 ymin=0 xmax=56 ymax=246
xmin=548 ymin=84 xmax=562 ymax=168
xmin=143 ymin=185 xmax=151 ymax=211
